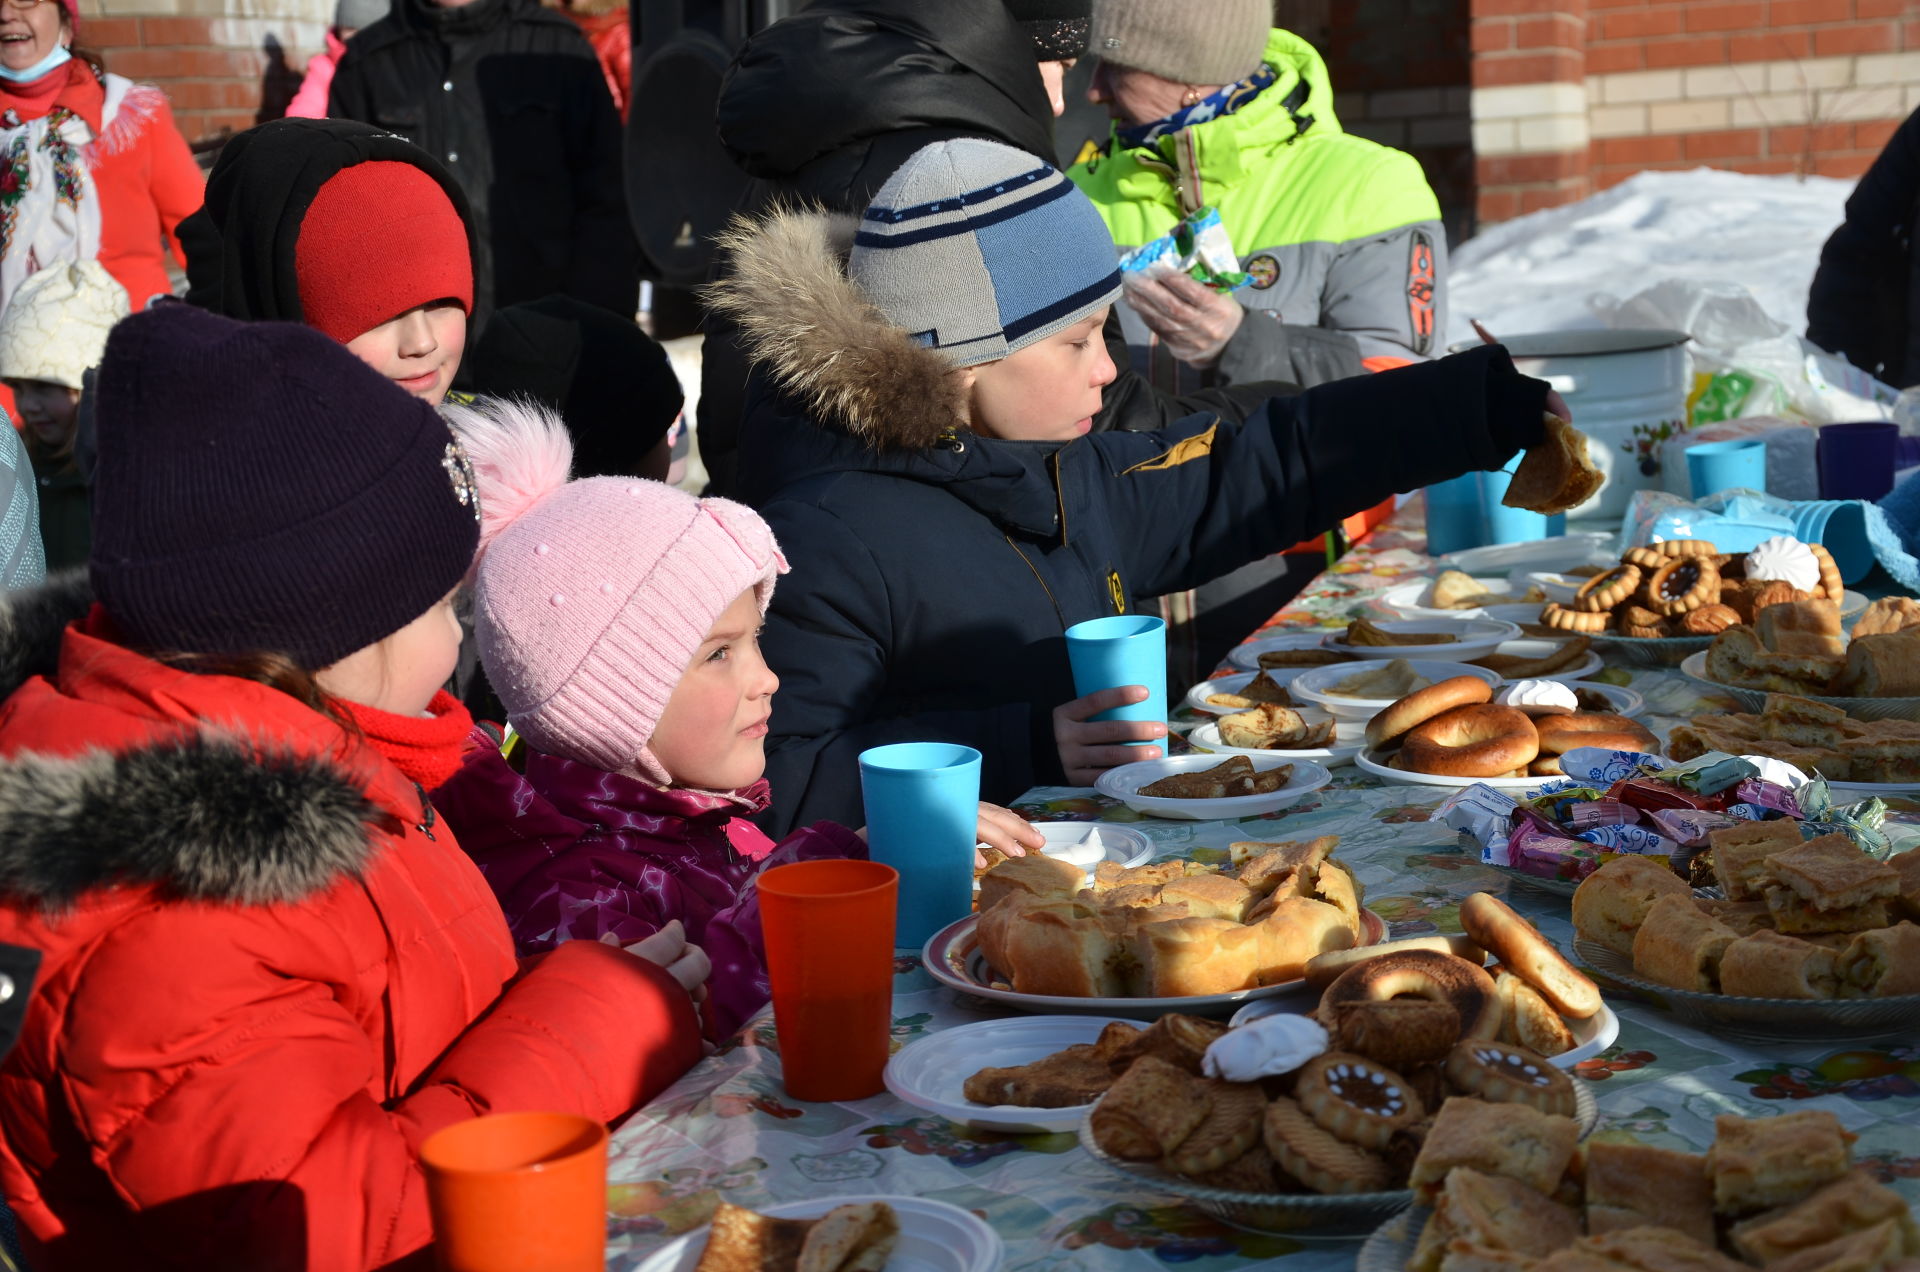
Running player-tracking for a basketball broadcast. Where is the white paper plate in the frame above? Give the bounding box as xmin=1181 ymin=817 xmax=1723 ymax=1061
xmin=1187 ymin=716 xmax=1365 ymax=767
xmin=883 ymin=1015 xmax=1137 ymax=1134
xmin=1290 ymin=660 xmax=1505 ymax=721
xmin=1477 ymin=638 xmax=1604 ymax=683
xmin=1229 ymin=997 xmax=1619 ymax=1069
xmin=1183 ymin=670 xmax=1311 ymax=716
xmin=1380 ymin=578 xmax=1514 ymax=620
xmin=1355 ymin=747 xmax=1567 ymax=792
xmin=1679 ymin=651 xmax=1920 ymax=723
xmin=1322 ymin=618 xmax=1523 ymax=662
xmin=1439 ymin=533 xmax=1615 ymax=575
xmin=1024 ymin=822 xmax=1156 ymax=871
xmin=1561 ymin=681 xmax=1646 ymax=718
xmin=923 ymin=910 xmax=1389 ymax=1020
xmin=631 ymin=1195 xmax=1002 ymax=1272
xmin=1095 ymin=754 xmax=1331 ymax=820
xmin=1515 ymin=569 xmax=1586 ymax=605
xmin=1224 ymin=631 xmax=1356 ymax=673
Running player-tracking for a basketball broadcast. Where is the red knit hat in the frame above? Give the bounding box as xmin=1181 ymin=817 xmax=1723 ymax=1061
xmin=294 ymin=160 xmax=473 ymax=344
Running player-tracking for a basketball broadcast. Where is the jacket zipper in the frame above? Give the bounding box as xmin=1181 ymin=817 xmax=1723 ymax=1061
xmin=1003 ymin=535 xmax=1066 ymax=627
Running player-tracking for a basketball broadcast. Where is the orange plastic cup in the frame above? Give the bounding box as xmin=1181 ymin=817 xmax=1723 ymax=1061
xmin=756 ymin=858 xmax=899 ymax=1102
xmin=420 ymin=1111 xmax=608 ymax=1272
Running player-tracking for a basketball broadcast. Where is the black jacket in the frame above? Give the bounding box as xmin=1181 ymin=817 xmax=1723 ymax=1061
xmin=328 ymin=0 xmax=637 ymax=322
xmin=1808 ymin=107 xmax=1920 ymax=389
xmin=697 ymin=0 xmax=1291 ymax=498
xmin=709 ymin=208 xmax=1551 ymax=835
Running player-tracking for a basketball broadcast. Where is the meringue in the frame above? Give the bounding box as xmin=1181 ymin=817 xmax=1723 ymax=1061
xmin=1202 ymin=1014 xmax=1329 ymax=1082
xmin=1745 ymin=536 xmax=1821 ymax=593
xmin=1495 ymin=679 xmax=1579 ymax=716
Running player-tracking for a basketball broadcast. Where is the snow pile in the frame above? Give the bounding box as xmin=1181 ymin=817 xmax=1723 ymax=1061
xmin=1447 ymin=168 xmax=1856 ymax=348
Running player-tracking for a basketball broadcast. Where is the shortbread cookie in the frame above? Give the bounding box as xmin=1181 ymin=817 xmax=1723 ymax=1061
xmin=1575 ymin=564 xmax=1643 ymax=613
xmin=1167 ymin=1080 xmax=1268 ymax=1177
xmin=1543 ymin=602 xmax=1609 ymax=633
xmin=1261 ymin=1095 xmax=1392 ymax=1194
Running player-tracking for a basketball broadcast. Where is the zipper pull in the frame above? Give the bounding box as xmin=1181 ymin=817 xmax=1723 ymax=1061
xmin=413 ymin=782 xmax=437 ymax=842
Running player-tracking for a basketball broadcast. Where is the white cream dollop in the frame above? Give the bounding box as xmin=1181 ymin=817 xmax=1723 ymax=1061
xmin=1494 ymin=678 xmax=1579 ymax=717
xmin=1043 ymin=827 xmax=1106 ymax=868
xmin=1202 ymin=1014 xmax=1329 ymax=1082
xmin=1745 ymin=536 xmax=1821 ymax=592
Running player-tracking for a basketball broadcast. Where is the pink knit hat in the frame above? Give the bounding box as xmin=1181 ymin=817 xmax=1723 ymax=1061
xmin=446 ymin=397 xmax=786 ymax=784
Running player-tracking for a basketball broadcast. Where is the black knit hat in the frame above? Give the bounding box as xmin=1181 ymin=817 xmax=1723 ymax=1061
xmin=468 ymin=295 xmax=684 ymax=480
xmin=89 ymin=305 xmax=481 ymax=669
xmin=1003 ymin=0 xmax=1090 ymax=59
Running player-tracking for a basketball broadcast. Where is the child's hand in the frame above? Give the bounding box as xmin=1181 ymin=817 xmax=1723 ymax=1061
xmin=974 ymin=802 xmax=1043 ymax=869
xmin=624 ymin=920 xmax=712 ymax=1001
xmin=1053 ymin=685 xmax=1165 ymax=786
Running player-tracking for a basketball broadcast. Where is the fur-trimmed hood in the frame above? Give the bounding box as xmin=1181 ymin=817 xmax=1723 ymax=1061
xmin=704 ymin=206 xmax=971 ymax=452
xmin=0 ymin=574 xmax=394 ymax=912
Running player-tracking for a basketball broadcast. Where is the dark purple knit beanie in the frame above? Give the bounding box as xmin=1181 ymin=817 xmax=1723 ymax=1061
xmin=89 ymin=305 xmax=481 ymax=669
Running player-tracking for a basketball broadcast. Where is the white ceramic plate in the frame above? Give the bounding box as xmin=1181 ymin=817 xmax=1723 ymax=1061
xmin=883 ymin=1015 xmax=1138 ymax=1134
xmin=630 ymin=1195 xmax=1003 ymax=1272
xmin=1229 ymin=996 xmax=1620 ymax=1069
xmin=1322 ymin=618 xmax=1523 ymax=662
xmin=1477 ymin=638 xmax=1604 ymax=683
xmin=1439 ymin=533 xmax=1615 ymax=576
xmin=1380 ymin=577 xmax=1514 ymax=620
xmin=1679 ymin=651 xmax=1920 ymax=723
xmin=922 ymin=910 xmax=1389 ymax=1020
xmin=1290 ymin=660 xmax=1504 ymax=722
xmin=1095 ymin=754 xmax=1331 ymax=821
xmin=1355 ymin=747 xmax=1567 ymax=792
xmin=1183 ymin=671 xmax=1309 ymax=716
xmin=1224 ymin=631 xmax=1355 ymax=673
xmin=1187 ymin=716 xmax=1366 ymax=767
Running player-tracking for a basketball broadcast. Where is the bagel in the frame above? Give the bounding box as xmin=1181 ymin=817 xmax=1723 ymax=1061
xmin=1533 ymin=712 xmax=1659 ymax=757
xmin=1303 ymin=934 xmax=1486 ymax=989
xmin=1399 ymin=704 xmax=1540 ymax=779
xmin=1365 ymin=676 xmax=1493 ymax=751
xmin=1459 ymin=891 xmax=1602 ymax=1020
xmin=1316 ymin=947 xmax=1502 ymax=1042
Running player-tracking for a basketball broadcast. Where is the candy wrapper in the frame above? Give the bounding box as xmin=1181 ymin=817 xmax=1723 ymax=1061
xmin=1437 ymin=784 xmax=1519 ymax=866
xmin=1119 ymin=207 xmax=1250 ymax=293
xmin=1508 ymin=822 xmax=1618 ymax=882
xmin=1795 ymin=777 xmax=1892 ymax=860
xmin=1649 ymin=808 xmax=1748 ymax=847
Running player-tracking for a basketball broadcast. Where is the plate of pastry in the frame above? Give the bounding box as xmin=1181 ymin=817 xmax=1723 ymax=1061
xmin=630 ymin=1196 xmax=999 ymax=1272
xmin=1681 ymin=651 xmax=1920 ymax=723
xmin=930 ymin=838 xmax=1383 ymax=1018
xmin=1289 ymin=659 xmax=1503 ymax=722
xmin=1666 ymin=692 xmax=1920 ymax=789
xmin=1183 ymin=669 xmax=1300 ymax=716
xmin=1381 ymin=572 xmax=1534 ymax=621
xmin=883 ymin=1014 xmax=1144 ymax=1134
xmin=1095 ymin=754 xmax=1331 ymax=820
xmin=1187 ymin=710 xmax=1366 ymax=767
xmin=1321 ymin=617 xmax=1523 ymax=662
xmin=1224 ymin=631 xmax=1359 ymax=673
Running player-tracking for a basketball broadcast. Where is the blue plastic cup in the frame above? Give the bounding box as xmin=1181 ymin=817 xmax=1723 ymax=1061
xmin=1063 ymin=615 xmax=1166 ymax=742
xmin=857 ymin=743 xmax=981 ymax=948
xmin=1423 ymin=472 xmax=1485 ymax=555
xmin=1817 ymin=422 xmax=1898 ymax=500
xmin=1480 ymin=456 xmax=1550 ymax=546
xmin=1685 ymin=439 xmax=1767 ymax=499
xmin=1791 ymin=500 xmax=1875 ymax=585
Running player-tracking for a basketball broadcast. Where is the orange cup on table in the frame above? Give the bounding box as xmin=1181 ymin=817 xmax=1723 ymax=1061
xmin=757 ymin=858 xmax=899 ymax=1102
xmin=421 ymin=1110 xmax=608 ymax=1272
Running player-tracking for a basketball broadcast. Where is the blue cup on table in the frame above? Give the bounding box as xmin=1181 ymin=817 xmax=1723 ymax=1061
xmin=1422 ymin=472 xmax=1484 ymax=555
xmin=1479 ymin=455 xmax=1550 ymax=545
xmin=858 ymin=742 xmax=981 ymax=948
xmin=1063 ymin=614 xmax=1167 ymax=743
xmin=1817 ymin=422 xmax=1898 ymax=500
xmin=1685 ymin=439 xmax=1767 ymax=499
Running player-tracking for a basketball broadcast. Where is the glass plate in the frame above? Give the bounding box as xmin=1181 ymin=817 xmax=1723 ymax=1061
xmin=1356 ymin=1207 xmax=1426 ymax=1272
xmin=1073 ymin=1084 xmax=1594 ymax=1238
xmin=1587 ymin=630 xmax=1713 ymax=668
xmin=1679 ymin=653 xmax=1920 ymax=723
xmin=1575 ymin=937 xmax=1920 ymax=1044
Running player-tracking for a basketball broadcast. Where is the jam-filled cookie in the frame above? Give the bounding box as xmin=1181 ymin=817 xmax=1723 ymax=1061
xmin=1645 ymin=554 xmax=1721 ymax=617
xmin=1444 ymin=1040 xmax=1577 ymax=1117
xmin=1573 ymin=564 xmax=1642 ymax=614
xmin=1261 ymin=1095 xmax=1393 ymax=1194
xmin=1294 ymin=1051 xmax=1425 ymax=1149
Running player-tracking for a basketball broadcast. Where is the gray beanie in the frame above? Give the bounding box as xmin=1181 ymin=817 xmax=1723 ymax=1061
xmin=1092 ymin=0 xmax=1270 ymax=84
xmin=849 ymin=139 xmax=1122 ymax=369
xmin=334 ymin=0 xmax=387 ymax=30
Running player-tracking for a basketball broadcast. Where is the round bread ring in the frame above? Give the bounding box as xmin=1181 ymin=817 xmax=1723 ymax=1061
xmin=1365 ymin=675 xmax=1493 ymax=751
xmin=1541 ymin=602 xmax=1609 ymax=633
xmin=1317 ymin=948 xmax=1502 ymax=1042
xmin=1532 ymin=711 xmax=1658 ymax=757
xmin=1572 ymin=563 xmax=1641 ymax=613
xmin=1459 ymin=891 xmax=1601 ymax=1020
xmin=1807 ymin=542 xmax=1843 ymax=600
xmin=1645 ymin=554 xmax=1721 ymax=617
xmin=1399 ymin=704 xmax=1540 ymax=778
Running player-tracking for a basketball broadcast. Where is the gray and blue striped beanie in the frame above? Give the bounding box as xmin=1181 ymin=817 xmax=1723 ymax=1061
xmin=848 ymin=139 xmax=1123 ymax=369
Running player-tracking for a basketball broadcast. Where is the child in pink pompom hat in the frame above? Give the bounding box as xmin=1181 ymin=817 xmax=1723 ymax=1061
xmin=433 ymin=398 xmax=1041 ymax=1037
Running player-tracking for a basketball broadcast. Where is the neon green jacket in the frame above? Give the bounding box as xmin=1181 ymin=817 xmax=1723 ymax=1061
xmin=1071 ymin=28 xmax=1447 ymax=386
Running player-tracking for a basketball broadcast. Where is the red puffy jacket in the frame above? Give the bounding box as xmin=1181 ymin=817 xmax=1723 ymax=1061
xmin=0 ymin=578 xmax=703 ymax=1271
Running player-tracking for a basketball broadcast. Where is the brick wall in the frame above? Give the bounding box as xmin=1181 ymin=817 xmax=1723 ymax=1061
xmin=1472 ymin=0 xmax=1918 ymax=224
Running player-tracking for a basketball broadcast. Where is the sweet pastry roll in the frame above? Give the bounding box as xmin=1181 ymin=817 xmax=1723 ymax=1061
xmin=1833 ymin=629 xmax=1920 ymax=698
xmin=1089 ymin=1055 xmax=1213 ymax=1160
xmin=1293 ymin=1051 xmax=1423 ymax=1149
xmin=1755 ymin=599 xmax=1846 ymax=659
xmin=1502 ymin=414 xmax=1604 ymax=515
xmin=1851 ymin=596 xmax=1920 ymax=638
xmin=1317 ymin=948 xmax=1503 ymax=1041
xmin=1585 ymin=1141 xmax=1717 ymax=1246
xmin=1750 ymin=580 xmax=1815 ymax=613
xmin=1833 ymin=921 xmax=1920 ymax=998
xmin=1407 ymin=1096 xmax=1581 ymax=1202
xmin=976 ymin=853 xmax=1085 ymax=915
xmin=1155 ymin=873 xmax=1254 ymax=922
xmin=1760 ymin=691 xmax=1850 ymax=745
xmin=1310 ymin=859 xmax=1364 ymax=938
xmin=1461 ymin=891 xmax=1601 ymax=1019
xmin=1729 ymin=1170 xmax=1920 ymax=1264
xmin=1707 ymin=817 xmax=1803 ymax=900
xmin=1697 ymin=899 xmax=1776 ymax=936
xmin=1572 ymin=854 xmax=1692 ymax=957
xmin=1632 ymin=895 xmax=1741 ymax=992
xmin=1260 ymin=1095 xmax=1392 ymax=1194
xmin=1230 ymin=833 xmax=1335 ymax=873
xmin=1493 ymin=971 xmax=1576 ymax=1056
xmin=1089 ymin=860 xmax=1185 ymax=893
xmin=1166 ymin=1080 xmax=1268 ymax=1177
xmin=1444 ymin=1039 xmax=1578 ymax=1116
xmin=1102 ymin=1013 xmax=1224 ymax=1076
xmin=1250 ymin=896 xmax=1353 ymax=986
xmin=1765 ymin=833 xmax=1902 ymax=912
xmin=983 ymin=898 xmax=1127 ymax=997
xmin=1132 ymin=916 xmax=1261 ymax=997
xmin=1718 ymin=929 xmax=1842 ymax=999
xmin=1705 ymin=1109 xmax=1857 ymax=1213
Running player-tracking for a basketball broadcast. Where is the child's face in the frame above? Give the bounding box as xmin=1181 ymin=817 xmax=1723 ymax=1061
xmin=9 ymin=379 xmax=81 ymax=449
xmin=648 ymin=588 xmax=779 ymax=792
xmin=345 ymin=302 xmax=467 ymax=405
xmin=314 ymin=591 xmax=463 ymax=717
xmin=964 ymin=309 xmax=1115 ymax=443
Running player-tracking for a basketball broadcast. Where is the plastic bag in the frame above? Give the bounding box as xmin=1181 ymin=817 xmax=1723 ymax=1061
xmin=1119 ymin=207 xmax=1249 ymax=293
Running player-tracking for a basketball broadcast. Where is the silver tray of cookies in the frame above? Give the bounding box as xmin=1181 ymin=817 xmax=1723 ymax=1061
xmin=1073 ymin=1081 xmax=1595 ymax=1239
xmin=1574 ymin=937 xmax=1920 ymax=1044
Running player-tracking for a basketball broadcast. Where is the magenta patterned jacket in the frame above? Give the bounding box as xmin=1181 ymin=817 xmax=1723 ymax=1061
xmin=433 ymin=730 xmax=866 ymax=1037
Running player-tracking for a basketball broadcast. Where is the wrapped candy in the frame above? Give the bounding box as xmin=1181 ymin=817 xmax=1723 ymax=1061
xmin=1566 ymin=800 xmax=1640 ymax=832
xmin=1508 ymin=822 xmax=1617 ymax=882
xmin=1119 ymin=207 xmax=1250 ymax=292
xmin=1663 ymin=756 xmax=1759 ymax=796
xmin=1648 ymin=808 xmax=1747 ymax=847
xmin=1734 ymin=778 xmax=1803 ymax=818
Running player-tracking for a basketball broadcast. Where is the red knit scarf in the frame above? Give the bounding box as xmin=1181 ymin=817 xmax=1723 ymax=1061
xmin=334 ymin=689 xmax=473 ymax=789
xmin=0 ymin=60 xmax=101 ymax=129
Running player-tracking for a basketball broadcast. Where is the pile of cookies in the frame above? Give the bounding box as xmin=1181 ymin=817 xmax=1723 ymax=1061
xmin=973 ymin=836 xmax=1365 ymax=997
xmin=1668 ymin=692 xmax=1920 ymax=782
xmin=1540 ymin=536 xmax=1840 ymax=639
xmin=1402 ymin=1108 xmax=1917 ymax=1271
xmin=1572 ymin=837 xmax=1920 ymax=998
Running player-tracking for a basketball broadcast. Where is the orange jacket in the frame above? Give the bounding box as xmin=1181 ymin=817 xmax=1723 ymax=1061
xmin=0 ymin=579 xmax=701 ymax=1271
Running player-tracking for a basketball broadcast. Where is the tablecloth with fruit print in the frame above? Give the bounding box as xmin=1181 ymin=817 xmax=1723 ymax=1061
xmin=604 ymin=501 xmax=1920 ymax=1270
